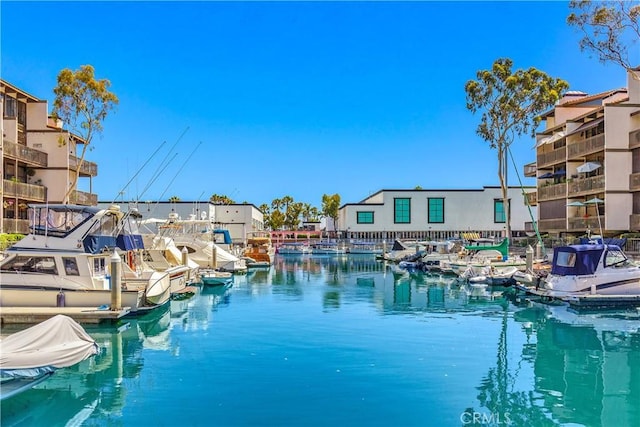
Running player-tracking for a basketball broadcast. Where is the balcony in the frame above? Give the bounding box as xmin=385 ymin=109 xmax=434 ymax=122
xmin=1 ymin=218 xmax=30 ymax=234
xmin=537 ymin=146 xmax=566 ymax=169
xmin=537 ymin=182 xmax=566 ymax=202
xmin=2 ymin=140 xmax=48 ymax=167
xmin=523 ymin=162 xmax=536 ymax=178
xmin=630 ymin=214 xmax=640 ymax=231
xmin=567 ymin=134 xmax=605 ymax=160
xmin=69 ymin=189 xmax=98 ymax=206
xmin=524 ymin=191 xmax=537 ymax=206
xmin=630 ymin=128 xmax=640 ymax=150
xmin=567 ymin=216 xmax=603 ymax=232
xmin=567 ymin=175 xmax=605 ymax=197
xmin=538 ymin=218 xmax=566 ymax=232
xmin=2 ymin=179 xmax=47 ymax=202
xmin=69 ymin=155 xmax=98 ymax=177
xmin=630 ymin=173 xmax=640 ymax=191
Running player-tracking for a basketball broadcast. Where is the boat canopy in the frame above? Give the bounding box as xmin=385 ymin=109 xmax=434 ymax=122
xmin=464 ymin=238 xmax=509 ymax=258
xmin=213 ymin=229 xmax=233 ymax=245
xmin=550 ymin=244 xmax=620 ymax=276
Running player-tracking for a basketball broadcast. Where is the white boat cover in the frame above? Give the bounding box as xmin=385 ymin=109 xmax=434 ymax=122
xmin=0 ymin=315 xmax=98 ymax=370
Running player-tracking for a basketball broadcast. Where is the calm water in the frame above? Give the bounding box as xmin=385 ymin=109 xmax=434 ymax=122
xmin=2 ymin=255 xmax=639 ymax=427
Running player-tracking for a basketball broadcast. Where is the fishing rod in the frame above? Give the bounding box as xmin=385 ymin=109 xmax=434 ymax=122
xmin=135 ymin=127 xmax=190 ymax=203
xmin=153 ymin=141 xmax=204 ymax=208
xmin=110 ymin=141 xmax=167 ymax=204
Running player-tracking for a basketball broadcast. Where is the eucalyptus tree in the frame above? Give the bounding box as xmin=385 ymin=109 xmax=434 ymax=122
xmin=465 ymin=58 xmax=569 ymax=239
xmin=52 ymin=65 xmax=118 ymax=204
xmin=567 ymin=1 xmax=640 ymax=75
xmin=321 ymin=194 xmax=341 ymax=236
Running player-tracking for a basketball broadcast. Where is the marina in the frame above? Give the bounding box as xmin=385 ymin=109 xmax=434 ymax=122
xmin=1 ymin=254 xmax=639 ymax=426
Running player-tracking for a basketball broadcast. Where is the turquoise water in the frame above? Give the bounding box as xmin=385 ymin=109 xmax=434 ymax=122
xmin=2 ymin=255 xmax=639 ymax=427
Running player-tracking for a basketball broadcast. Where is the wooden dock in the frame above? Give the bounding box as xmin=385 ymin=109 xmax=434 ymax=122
xmin=0 ymin=306 xmax=131 ymax=325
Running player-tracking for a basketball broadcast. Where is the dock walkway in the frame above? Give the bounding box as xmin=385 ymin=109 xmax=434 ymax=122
xmin=0 ymin=307 xmax=131 ymax=325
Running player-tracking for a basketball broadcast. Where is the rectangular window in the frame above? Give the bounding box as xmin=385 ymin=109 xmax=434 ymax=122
xmin=357 ymin=211 xmax=374 ymax=224
xmin=494 ymin=199 xmax=506 ymax=223
xmin=394 ymin=198 xmax=411 ymax=223
xmin=428 ymin=198 xmax=444 ymax=223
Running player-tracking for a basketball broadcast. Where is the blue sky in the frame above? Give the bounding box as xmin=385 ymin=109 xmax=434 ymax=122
xmin=1 ymin=1 xmax=631 ymax=209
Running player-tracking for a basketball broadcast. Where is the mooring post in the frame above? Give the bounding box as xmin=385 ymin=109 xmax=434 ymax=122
xmin=111 ymin=252 xmax=122 ymax=310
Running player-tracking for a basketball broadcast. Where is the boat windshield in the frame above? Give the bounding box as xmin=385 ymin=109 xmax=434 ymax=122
xmin=604 ymin=248 xmax=630 ymax=267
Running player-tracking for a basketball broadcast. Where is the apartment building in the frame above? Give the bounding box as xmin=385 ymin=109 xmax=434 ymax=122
xmin=1 ymin=79 xmax=98 ymax=234
xmin=524 ymin=68 xmax=640 ymax=238
xmin=338 ymin=186 xmax=536 ymax=242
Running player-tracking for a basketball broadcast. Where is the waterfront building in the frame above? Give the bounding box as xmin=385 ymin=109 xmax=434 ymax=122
xmin=98 ymin=200 xmax=265 ymax=245
xmin=524 ymin=68 xmax=640 ymax=238
xmin=337 ymin=186 xmax=535 ymax=242
xmin=1 ymin=79 xmax=98 ymax=234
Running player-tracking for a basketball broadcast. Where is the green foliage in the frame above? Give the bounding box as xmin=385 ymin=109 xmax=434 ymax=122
xmin=168 ymin=196 xmax=181 ymax=202
xmin=0 ymin=233 xmax=24 ymax=251
xmin=567 ymin=1 xmax=640 ymax=71
xmin=52 ymin=65 xmax=118 ymax=203
xmin=322 ymin=194 xmax=341 ymax=231
xmin=465 ymin=58 xmax=568 ymax=240
xmin=209 ymin=193 xmax=235 ymax=205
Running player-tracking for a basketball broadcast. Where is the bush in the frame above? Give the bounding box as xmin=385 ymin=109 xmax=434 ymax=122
xmin=0 ymin=233 xmax=25 ymax=251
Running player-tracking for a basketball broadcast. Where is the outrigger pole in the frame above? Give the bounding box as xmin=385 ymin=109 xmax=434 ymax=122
xmin=507 ymin=146 xmax=545 ymax=255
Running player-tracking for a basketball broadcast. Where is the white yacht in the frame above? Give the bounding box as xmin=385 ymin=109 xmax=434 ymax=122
xmin=0 ymin=204 xmax=171 ymax=313
xmin=519 ymin=242 xmax=640 ymax=300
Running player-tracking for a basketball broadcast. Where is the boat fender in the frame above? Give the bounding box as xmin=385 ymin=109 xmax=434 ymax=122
xmin=56 ymin=291 xmax=66 ymax=307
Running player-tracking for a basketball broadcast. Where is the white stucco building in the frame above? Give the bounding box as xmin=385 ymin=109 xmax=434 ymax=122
xmin=338 ymin=186 xmax=536 ymax=242
xmin=98 ymin=200 xmax=264 ymax=245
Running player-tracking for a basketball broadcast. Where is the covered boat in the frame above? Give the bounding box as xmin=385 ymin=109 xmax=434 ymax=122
xmin=521 ymin=244 xmax=640 ymax=299
xmin=1 ymin=315 xmax=99 ymax=400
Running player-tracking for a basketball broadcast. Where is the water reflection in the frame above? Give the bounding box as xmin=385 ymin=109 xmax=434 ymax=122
xmin=2 ymin=257 xmax=638 ymax=427
xmin=0 ymin=286 xmax=231 ymax=427
xmin=466 ymin=299 xmax=640 ymax=427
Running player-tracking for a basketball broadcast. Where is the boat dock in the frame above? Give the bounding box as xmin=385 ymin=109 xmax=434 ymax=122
xmin=0 ymin=306 xmax=131 ymax=325
xmin=567 ymin=294 xmax=640 ymax=310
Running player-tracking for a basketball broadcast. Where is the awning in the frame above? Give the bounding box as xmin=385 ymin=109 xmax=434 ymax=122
xmin=553 ymin=169 xmax=566 ymax=177
xmin=566 ymin=117 xmax=604 ymax=137
xmin=535 ymin=131 xmax=565 ymax=148
xmin=538 ymin=172 xmax=554 ymax=179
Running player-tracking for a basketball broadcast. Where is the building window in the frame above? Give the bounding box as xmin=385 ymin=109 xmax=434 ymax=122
xmin=4 ymin=94 xmax=16 ymax=118
xmin=494 ymin=199 xmax=509 ymax=223
xmin=394 ymin=198 xmax=411 ymax=223
xmin=428 ymin=198 xmax=444 ymax=223
xmin=357 ymin=211 xmax=374 ymax=224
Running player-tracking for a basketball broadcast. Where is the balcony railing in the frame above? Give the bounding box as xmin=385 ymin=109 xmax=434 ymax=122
xmin=69 ymin=189 xmax=98 ymax=206
xmin=523 ymin=162 xmax=536 ymax=178
xmin=567 ymin=175 xmax=605 ymax=197
xmin=567 ymin=216 xmax=603 ymax=232
xmin=524 ymin=191 xmax=537 ymax=206
xmin=537 ymin=146 xmax=566 ymax=169
xmin=538 ymin=218 xmax=567 ymax=232
xmin=69 ymin=155 xmax=98 ymax=177
xmin=630 ymin=128 xmax=640 ymax=150
xmin=2 ymin=179 xmax=47 ymax=202
xmin=567 ymin=134 xmax=605 ymax=160
xmin=0 ymin=218 xmax=30 ymax=234
xmin=630 ymin=214 xmax=640 ymax=231
xmin=2 ymin=140 xmax=48 ymax=167
xmin=537 ymin=182 xmax=566 ymax=201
